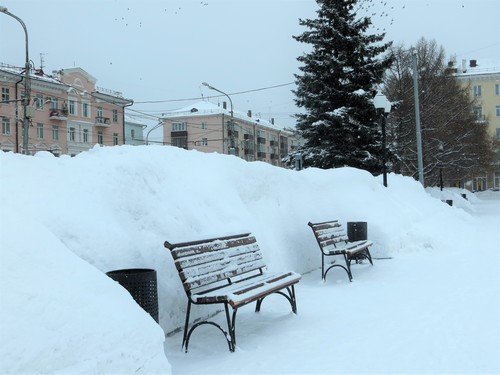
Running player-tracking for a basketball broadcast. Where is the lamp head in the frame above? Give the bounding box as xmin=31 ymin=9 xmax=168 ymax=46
xmin=373 ymin=92 xmax=392 ymax=114
xmin=0 ymin=6 xmax=8 ymax=13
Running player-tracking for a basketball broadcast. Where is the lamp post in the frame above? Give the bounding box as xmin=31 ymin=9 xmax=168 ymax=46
xmin=1 ymin=6 xmax=31 ymax=155
xmin=438 ymin=142 xmax=444 ymax=191
xmin=373 ymin=92 xmax=392 ymax=187
xmin=202 ymin=82 xmax=235 ymax=155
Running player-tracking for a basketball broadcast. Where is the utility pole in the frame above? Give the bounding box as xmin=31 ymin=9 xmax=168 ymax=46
xmin=202 ymin=82 xmax=235 ymax=155
xmin=1 ymin=7 xmax=31 ymax=155
xmin=412 ymin=49 xmax=425 ymax=186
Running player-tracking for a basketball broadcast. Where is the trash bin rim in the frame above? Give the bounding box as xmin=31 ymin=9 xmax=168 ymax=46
xmin=106 ymin=268 xmax=156 ymax=276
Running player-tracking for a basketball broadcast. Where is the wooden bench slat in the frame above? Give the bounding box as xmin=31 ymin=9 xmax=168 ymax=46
xmin=183 ymin=259 xmax=267 ymax=291
xmin=175 ymin=243 xmax=260 ymax=270
xmin=310 ymin=222 xmax=341 ymax=231
xmin=171 ymin=236 xmax=257 ymax=259
xmin=179 ymin=251 xmax=263 ymax=282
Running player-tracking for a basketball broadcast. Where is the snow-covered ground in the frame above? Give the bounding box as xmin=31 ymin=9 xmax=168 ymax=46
xmin=166 ymin=193 xmax=500 ymax=374
xmin=1 ymin=145 xmax=499 ymax=373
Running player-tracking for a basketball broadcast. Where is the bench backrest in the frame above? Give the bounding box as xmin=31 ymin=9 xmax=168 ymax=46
xmin=308 ymin=220 xmax=348 ymax=251
xmin=164 ymin=233 xmax=266 ymax=295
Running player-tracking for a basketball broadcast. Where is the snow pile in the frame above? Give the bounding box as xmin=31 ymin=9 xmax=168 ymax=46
xmin=0 ymin=216 xmax=170 ymax=374
xmin=0 ymin=145 xmax=481 ymax=367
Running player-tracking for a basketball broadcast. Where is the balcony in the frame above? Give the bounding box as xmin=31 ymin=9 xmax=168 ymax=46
xmin=228 ymin=129 xmax=239 ymax=138
xmin=95 ymin=116 xmax=111 ymax=127
xmin=474 ymin=114 xmax=487 ymax=123
xmin=171 ymin=130 xmax=188 ymax=137
xmin=49 ymin=108 xmax=68 ymax=121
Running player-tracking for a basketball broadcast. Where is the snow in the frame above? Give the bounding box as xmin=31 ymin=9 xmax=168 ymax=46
xmin=163 ymin=100 xmax=284 ymax=131
xmin=1 ymin=145 xmax=499 ymax=373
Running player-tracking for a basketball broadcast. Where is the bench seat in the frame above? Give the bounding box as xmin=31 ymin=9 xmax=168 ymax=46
xmin=192 ymin=271 xmax=301 ymax=308
xmin=322 ymin=240 xmax=374 ymax=255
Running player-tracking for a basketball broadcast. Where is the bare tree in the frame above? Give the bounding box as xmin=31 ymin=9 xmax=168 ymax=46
xmin=384 ymin=38 xmax=494 ymax=187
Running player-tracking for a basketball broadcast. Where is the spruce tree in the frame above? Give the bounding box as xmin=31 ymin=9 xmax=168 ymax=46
xmin=293 ymin=0 xmax=392 ymax=173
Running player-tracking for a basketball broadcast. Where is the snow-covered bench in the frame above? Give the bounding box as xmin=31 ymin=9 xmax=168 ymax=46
xmin=308 ymin=220 xmax=373 ymax=282
xmin=164 ymin=233 xmax=301 ymax=352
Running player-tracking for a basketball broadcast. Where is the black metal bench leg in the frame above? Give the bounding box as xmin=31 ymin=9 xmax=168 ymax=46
xmin=182 ymin=300 xmax=191 ymax=352
xmin=290 ymin=285 xmax=297 ymax=314
xmin=321 ymin=253 xmax=325 ymax=281
xmin=366 ymin=249 xmax=373 ymax=265
xmin=255 ymin=298 xmax=263 ymax=312
xmin=224 ymin=303 xmax=237 ymax=352
xmin=344 ymin=254 xmax=353 ymax=282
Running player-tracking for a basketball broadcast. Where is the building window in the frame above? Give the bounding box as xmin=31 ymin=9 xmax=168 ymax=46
xmin=97 ymin=107 xmax=103 ymax=118
xmin=2 ymin=117 xmax=10 ymax=135
xmin=495 ymin=172 xmax=500 ymax=189
xmin=496 ymin=84 xmax=500 ymax=96
xmin=201 ymin=138 xmax=208 ymax=146
xmin=50 ymin=98 xmax=59 ymax=110
xmin=496 ymin=106 xmax=500 ymax=117
xmin=201 ymin=122 xmax=207 ymax=130
xmin=496 ymin=128 xmax=500 ymax=139
xmin=35 ymin=93 xmax=44 ymax=110
xmin=131 ymin=129 xmax=135 ymax=139
xmin=473 ymin=85 xmax=482 ymax=97
xmin=52 ymin=125 xmax=59 ymax=140
xmin=172 ymin=137 xmax=187 ymax=149
xmin=69 ymin=127 xmax=75 ymax=142
xmin=113 ymin=133 xmax=118 ymax=145
xmin=83 ymin=102 xmax=90 ymax=118
xmin=98 ymin=131 xmax=103 ymax=144
xmin=473 ymin=107 xmax=483 ymax=121
xmin=37 ymin=123 xmax=44 ymax=139
xmin=112 ymin=109 xmax=118 ymax=123
xmin=172 ymin=122 xmax=187 ymax=131
xmin=1 ymin=87 xmax=10 ymax=103
xmin=257 ymin=130 xmax=266 ymax=138
xmin=83 ymin=129 xmax=89 ymax=143
xmin=69 ymin=99 xmax=77 ymax=115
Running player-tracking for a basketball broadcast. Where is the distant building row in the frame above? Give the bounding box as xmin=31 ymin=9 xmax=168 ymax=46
xmin=0 ymin=64 xmax=300 ymax=167
xmin=0 ymin=64 xmax=137 ymax=156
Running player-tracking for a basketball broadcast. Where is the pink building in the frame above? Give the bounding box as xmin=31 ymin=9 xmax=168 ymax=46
xmin=0 ymin=63 xmax=132 ymax=156
xmin=162 ymin=101 xmax=301 ymax=166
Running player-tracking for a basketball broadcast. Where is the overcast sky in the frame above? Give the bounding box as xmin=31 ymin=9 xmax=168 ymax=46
xmin=1 ymin=0 xmax=499 ymax=131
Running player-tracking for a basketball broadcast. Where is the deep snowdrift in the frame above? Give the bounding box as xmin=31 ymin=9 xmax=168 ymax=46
xmin=0 ymin=145 xmax=479 ymax=372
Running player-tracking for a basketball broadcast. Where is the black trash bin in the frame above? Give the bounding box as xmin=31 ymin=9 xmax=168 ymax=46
xmin=106 ymin=268 xmax=159 ymax=323
xmin=347 ymin=222 xmax=368 ymax=242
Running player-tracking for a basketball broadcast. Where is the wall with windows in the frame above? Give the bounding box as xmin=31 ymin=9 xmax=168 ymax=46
xmin=457 ymin=69 xmax=500 ymax=189
xmin=162 ymin=113 xmax=297 ymax=167
xmin=1 ymin=66 xmax=130 ymax=156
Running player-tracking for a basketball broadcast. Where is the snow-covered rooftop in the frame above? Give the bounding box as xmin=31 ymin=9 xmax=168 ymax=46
xmin=454 ymin=59 xmax=500 ymax=76
xmin=162 ymin=100 xmax=286 ymax=131
xmin=0 ymin=63 xmax=64 ymax=86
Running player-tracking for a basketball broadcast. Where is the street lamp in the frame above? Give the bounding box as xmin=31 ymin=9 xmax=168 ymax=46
xmin=373 ymin=92 xmax=392 ymax=187
xmin=1 ymin=6 xmax=31 ymax=155
xmin=202 ymin=82 xmax=235 ymax=155
xmin=438 ymin=141 xmax=444 ymax=191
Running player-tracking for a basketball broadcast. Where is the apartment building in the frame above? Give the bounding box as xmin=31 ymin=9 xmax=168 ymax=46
xmin=162 ymin=101 xmax=300 ymax=166
xmin=0 ymin=63 xmax=132 ymax=156
xmin=455 ymin=59 xmax=500 ymax=190
xmin=124 ymin=113 xmax=148 ymax=146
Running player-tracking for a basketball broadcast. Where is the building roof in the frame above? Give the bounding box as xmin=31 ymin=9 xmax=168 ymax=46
xmin=162 ymin=100 xmax=287 ymax=131
xmin=0 ymin=63 xmax=65 ymax=86
xmin=454 ymin=59 xmax=500 ymax=77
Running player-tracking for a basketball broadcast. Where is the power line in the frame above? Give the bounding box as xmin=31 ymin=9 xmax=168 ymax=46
xmin=133 ymin=82 xmax=295 ymax=104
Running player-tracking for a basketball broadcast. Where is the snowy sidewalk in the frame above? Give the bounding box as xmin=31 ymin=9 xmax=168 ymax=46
xmin=164 ymin=197 xmax=500 ymax=374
